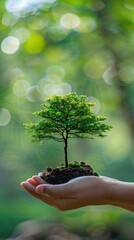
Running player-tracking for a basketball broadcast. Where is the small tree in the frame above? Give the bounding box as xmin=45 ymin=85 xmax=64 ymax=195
xmin=25 ymin=93 xmax=112 ymax=167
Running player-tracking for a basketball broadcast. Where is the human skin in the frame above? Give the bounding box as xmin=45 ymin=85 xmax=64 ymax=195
xmin=21 ymin=175 xmax=134 ymax=212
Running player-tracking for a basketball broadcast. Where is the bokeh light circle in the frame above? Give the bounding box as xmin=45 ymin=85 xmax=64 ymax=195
xmin=0 ymin=108 xmax=11 ymax=126
xmin=1 ymin=36 xmax=20 ymax=54
xmin=87 ymin=96 xmax=101 ymax=113
xmin=60 ymin=13 xmax=81 ymax=29
xmin=24 ymin=33 xmax=45 ymax=54
xmin=13 ymin=80 xmax=30 ymax=96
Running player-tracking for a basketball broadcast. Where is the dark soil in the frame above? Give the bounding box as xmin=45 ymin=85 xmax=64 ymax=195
xmin=40 ymin=162 xmax=99 ymax=185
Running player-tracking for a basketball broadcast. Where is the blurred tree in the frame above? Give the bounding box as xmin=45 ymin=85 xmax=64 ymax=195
xmin=95 ymin=0 xmax=134 ymax=137
xmin=0 ymin=0 xmax=134 ymax=238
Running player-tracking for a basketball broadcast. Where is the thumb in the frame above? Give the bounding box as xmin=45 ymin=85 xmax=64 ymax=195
xmin=35 ymin=183 xmax=70 ymax=198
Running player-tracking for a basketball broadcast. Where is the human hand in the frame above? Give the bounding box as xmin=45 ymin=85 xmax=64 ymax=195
xmin=21 ymin=175 xmax=114 ymax=211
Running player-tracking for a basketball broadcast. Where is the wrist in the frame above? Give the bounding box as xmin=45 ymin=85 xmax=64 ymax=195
xmin=101 ymin=178 xmax=121 ymax=205
xmin=100 ymin=178 xmax=134 ymax=212
xmin=86 ymin=177 xmax=119 ymax=206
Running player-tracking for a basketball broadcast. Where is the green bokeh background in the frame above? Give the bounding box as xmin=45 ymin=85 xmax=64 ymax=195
xmin=0 ymin=0 xmax=134 ymax=239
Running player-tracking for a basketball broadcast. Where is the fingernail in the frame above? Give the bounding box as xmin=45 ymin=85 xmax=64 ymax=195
xmin=20 ymin=181 xmax=26 ymax=186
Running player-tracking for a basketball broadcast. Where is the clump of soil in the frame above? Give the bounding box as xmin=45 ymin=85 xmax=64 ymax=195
xmin=40 ymin=162 xmax=99 ymax=185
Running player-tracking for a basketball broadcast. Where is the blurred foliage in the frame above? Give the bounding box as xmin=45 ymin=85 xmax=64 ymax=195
xmin=0 ymin=0 xmax=134 ymax=239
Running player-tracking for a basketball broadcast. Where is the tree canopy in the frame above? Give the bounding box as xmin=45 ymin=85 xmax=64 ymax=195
xmin=25 ymin=93 xmax=112 ymax=166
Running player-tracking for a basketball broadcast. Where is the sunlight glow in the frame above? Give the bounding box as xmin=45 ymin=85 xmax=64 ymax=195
xmin=6 ymin=0 xmax=28 ymax=13
xmin=6 ymin=0 xmax=57 ymax=14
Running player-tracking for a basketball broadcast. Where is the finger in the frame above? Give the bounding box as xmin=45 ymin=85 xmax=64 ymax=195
xmin=21 ymin=181 xmax=35 ymax=190
xmin=21 ymin=181 xmax=78 ymax=210
xmin=38 ymin=172 xmax=43 ymax=177
xmin=27 ymin=178 xmax=39 ymax=186
xmin=21 ymin=181 xmax=56 ymax=207
xmin=21 ymin=181 xmax=38 ymax=197
xmin=35 ymin=183 xmax=74 ymax=198
xmin=32 ymin=176 xmax=46 ymax=184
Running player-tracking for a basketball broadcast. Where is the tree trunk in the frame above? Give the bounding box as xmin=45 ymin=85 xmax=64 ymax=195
xmin=64 ymin=138 xmax=68 ymax=167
